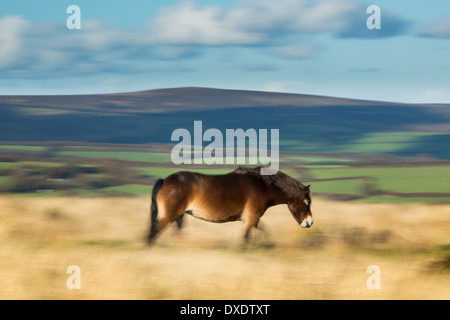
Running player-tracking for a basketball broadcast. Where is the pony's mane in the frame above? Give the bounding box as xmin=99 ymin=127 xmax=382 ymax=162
xmin=233 ymin=166 xmax=305 ymax=199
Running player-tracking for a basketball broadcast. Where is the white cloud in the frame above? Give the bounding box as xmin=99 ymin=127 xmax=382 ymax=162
xmin=146 ymin=0 xmax=387 ymax=46
xmin=148 ymin=2 xmax=263 ymax=45
xmin=0 ymin=0 xmax=410 ymax=81
xmin=0 ymin=16 xmax=30 ymax=69
xmin=0 ymin=17 xmax=152 ymax=74
xmin=290 ymin=0 xmax=359 ymax=33
xmin=263 ymin=81 xmax=306 ymax=93
xmin=421 ymin=15 xmax=450 ymax=38
xmin=225 ymin=0 xmax=359 ymax=34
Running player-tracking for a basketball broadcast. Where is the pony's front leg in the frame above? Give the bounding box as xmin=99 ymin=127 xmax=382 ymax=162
xmin=241 ymin=209 xmax=263 ymax=247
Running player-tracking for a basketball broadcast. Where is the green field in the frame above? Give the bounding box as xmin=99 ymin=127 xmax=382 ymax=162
xmin=0 ymin=142 xmax=449 ymax=203
xmin=355 ymin=195 xmax=450 ymax=204
xmin=306 ymin=179 xmax=364 ymax=196
xmin=308 ymin=166 xmax=450 ymax=194
xmin=97 ymin=184 xmax=151 ymax=196
xmin=0 ymin=145 xmax=46 ymax=151
xmin=0 ymin=176 xmax=10 ymax=189
xmin=0 ymin=161 xmax=63 ymax=169
xmin=282 ymin=155 xmax=353 ymax=165
xmin=280 ymin=131 xmax=449 ymax=155
xmin=57 ymin=151 xmax=172 ymax=163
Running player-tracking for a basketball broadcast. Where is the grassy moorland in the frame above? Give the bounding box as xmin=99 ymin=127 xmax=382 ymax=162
xmin=0 ymin=195 xmax=449 ymax=299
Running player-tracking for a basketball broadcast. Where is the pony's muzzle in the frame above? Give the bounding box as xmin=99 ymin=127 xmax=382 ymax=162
xmin=300 ymin=216 xmax=313 ymax=228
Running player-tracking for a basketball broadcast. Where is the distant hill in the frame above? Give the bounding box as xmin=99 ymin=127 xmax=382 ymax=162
xmin=1 ymin=87 xmax=449 ymax=158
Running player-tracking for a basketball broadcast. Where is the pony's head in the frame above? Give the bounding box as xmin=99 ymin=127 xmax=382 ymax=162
xmin=288 ymin=184 xmax=313 ymax=228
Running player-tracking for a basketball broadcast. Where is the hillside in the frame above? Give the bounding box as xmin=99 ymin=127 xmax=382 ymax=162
xmin=0 ymin=87 xmax=449 ymax=158
xmin=0 ymin=87 xmax=449 ymax=202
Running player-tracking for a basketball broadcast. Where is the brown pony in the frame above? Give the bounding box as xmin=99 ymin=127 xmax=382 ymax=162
xmin=147 ymin=166 xmax=313 ymax=245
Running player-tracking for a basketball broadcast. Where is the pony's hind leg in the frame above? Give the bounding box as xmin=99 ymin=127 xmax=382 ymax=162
xmin=148 ymin=213 xmax=171 ymax=244
xmin=147 ymin=196 xmax=175 ymax=244
xmin=147 ymin=176 xmax=190 ymax=245
xmin=148 ymin=201 xmax=186 ymax=244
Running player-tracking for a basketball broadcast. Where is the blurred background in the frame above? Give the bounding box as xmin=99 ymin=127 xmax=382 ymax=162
xmin=0 ymin=0 xmax=449 ymax=300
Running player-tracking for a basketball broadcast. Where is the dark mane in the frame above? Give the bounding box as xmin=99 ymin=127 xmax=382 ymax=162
xmin=233 ymin=166 xmax=305 ymax=199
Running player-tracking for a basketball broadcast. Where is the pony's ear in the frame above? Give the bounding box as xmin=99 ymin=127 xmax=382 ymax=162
xmin=304 ymin=185 xmax=311 ymax=196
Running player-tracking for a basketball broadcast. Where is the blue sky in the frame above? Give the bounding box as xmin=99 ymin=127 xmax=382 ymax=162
xmin=1 ymin=0 xmax=450 ymax=103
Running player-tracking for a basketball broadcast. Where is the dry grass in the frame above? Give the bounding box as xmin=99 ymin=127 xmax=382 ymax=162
xmin=0 ymin=195 xmax=449 ymax=300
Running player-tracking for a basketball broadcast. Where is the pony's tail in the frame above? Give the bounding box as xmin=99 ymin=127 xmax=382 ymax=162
xmin=147 ymin=178 xmax=164 ymax=244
